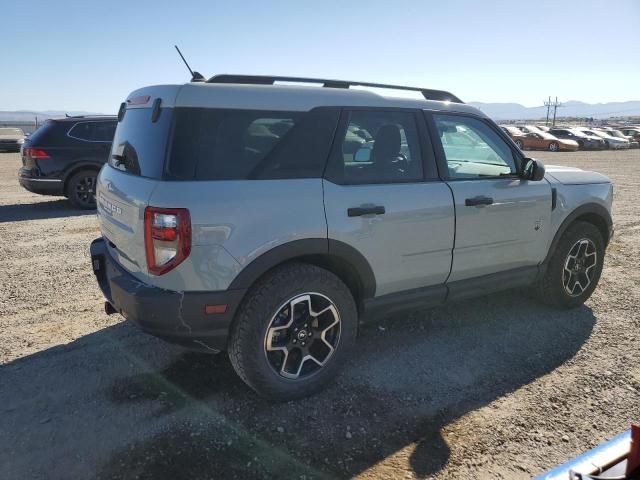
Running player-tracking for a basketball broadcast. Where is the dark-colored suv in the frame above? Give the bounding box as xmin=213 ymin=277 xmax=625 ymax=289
xmin=18 ymin=116 xmax=117 ymax=209
xmin=548 ymin=128 xmax=606 ymax=150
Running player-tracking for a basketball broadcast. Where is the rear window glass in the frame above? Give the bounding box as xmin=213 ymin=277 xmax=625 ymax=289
xmin=167 ymin=107 xmax=339 ymax=180
xmin=109 ymin=108 xmax=172 ymax=178
xmin=25 ymin=121 xmax=59 ymax=145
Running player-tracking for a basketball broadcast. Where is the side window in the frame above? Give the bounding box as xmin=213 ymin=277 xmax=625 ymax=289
xmin=93 ymin=122 xmax=116 ymax=142
xmin=166 ymin=107 xmax=338 ymax=180
xmin=327 ymin=110 xmax=424 ymax=184
xmin=68 ymin=122 xmax=94 ymax=141
xmin=433 ymin=114 xmax=519 ymax=179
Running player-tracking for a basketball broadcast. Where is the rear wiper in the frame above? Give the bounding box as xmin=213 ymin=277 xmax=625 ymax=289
xmin=111 ymin=154 xmax=126 ymax=167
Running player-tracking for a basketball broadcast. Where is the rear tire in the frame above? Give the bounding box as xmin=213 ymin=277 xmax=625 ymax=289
xmin=228 ymin=262 xmax=358 ymax=400
xmin=515 ymin=139 xmax=524 ymax=149
xmin=67 ymin=170 xmax=97 ymax=209
xmin=536 ymin=221 xmax=604 ymax=308
xmin=548 ymin=141 xmax=559 ymax=152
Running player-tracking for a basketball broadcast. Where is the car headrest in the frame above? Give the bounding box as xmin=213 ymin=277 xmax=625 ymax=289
xmin=372 ymin=124 xmax=401 ymax=162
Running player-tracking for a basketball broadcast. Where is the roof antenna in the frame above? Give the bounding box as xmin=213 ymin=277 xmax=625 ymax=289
xmin=174 ymin=45 xmax=205 ymax=82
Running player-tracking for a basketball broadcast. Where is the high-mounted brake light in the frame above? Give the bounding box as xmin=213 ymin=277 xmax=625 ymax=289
xmin=24 ymin=148 xmax=49 ymax=159
xmin=144 ymin=207 xmax=191 ymax=275
xmin=127 ymin=95 xmax=151 ymax=105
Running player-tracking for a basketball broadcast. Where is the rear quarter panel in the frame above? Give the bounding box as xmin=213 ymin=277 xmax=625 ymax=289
xmin=147 ymin=179 xmax=327 ymax=292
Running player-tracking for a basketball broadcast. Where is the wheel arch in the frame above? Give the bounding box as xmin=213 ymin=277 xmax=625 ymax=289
xmin=228 ymin=239 xmax=376 ymax=309
xmin=544 ymin=203 xmax=612 ymax=266
xmin=63 ymin=162 xmax=103 ymax=195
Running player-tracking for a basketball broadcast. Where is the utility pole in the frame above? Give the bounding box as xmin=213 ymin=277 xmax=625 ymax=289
xmin=551 ymin=96 xmax=563 ymax=126
xmin=544 ymin=96 xmax=552 ymax=125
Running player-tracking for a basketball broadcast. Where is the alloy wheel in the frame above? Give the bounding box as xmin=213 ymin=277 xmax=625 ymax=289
xmin=264 ymin=293 xmax=341 ymax=379
xmin=563 ymin=238 xmax=597 ymax=297
xmin=74 ymin=175 xmax=96 ymax=207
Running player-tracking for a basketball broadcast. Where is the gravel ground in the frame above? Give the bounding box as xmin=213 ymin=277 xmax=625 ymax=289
xmin=1 ymin=149 xmax=639 ymax=479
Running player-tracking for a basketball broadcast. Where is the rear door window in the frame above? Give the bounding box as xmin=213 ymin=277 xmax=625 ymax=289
xmin=68 ymin=121 xmax=116 ymax=142
xmin=167 ymin=107 xmax=339 ymax=180
xmin=325 ymin=109 xmax=426 ymax=185
xmin=68 ymin=122 xmax=95 ymax=141
xmin=93 ymin=121 xmax=116 ymax=142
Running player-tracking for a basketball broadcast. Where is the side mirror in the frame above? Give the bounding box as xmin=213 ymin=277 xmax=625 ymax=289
xmin=522 ymin=157 xmax=545 ymax=181
xmin=354 ymin=147 xmax=372 ymax=162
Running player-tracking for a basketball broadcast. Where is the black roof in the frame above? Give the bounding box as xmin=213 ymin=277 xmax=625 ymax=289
xmin=52 ymin=115 xmax=117 ymax=123
xmin=207 ymin=74 xmax=464 ymax=104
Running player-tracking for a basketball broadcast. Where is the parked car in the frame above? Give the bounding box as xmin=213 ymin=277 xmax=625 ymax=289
xmin=601 ymin=128 xmax=639 ymax=148
xmin=0 ymin=127 xmax=26 ymax=152
xmin=18 ymin=116 xmax=117 ymax=208
xmin=512 ymin=131 xmax=578 ymax=152
xmin=517 ymin=124 xmax=545 ymax=134
xmin=548 ymin=128 xmax=606 ymax=150
xmin=90 ymin=75 xmax=613 ymax=400
xmin=500 ymin=125 xmax=526 ymax=139
xmin=619 ymin=127 xmax=640 ymax=143
xmin=536 ymin=125 xmax=551 ymax=132
xmin=578 ymin=127 xmax=630 ymax=149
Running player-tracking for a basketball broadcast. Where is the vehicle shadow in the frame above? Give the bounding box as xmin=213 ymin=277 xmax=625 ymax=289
xmin=0 ymin=199 xmax=95 ymax=223
xmin=0 ymin=291 xmax=595 ymax=479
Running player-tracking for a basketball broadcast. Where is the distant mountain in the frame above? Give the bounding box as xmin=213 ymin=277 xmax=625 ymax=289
xmin=469 ymin=101 xmax=640 ymax=121
xmin=2 ymin=100 xmax=639 ymax=123
xmin=0 ymin=110 xmax=106 ymax=122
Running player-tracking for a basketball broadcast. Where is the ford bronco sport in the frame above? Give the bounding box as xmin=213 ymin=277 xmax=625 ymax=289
xmin=90 ymin=75 xmax=613 ymax=400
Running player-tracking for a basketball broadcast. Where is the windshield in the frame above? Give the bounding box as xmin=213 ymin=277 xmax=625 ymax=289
xmin=0 ymin=128 xmax=24 ymax=136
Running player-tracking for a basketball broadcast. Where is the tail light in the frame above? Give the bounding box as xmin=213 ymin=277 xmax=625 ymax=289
xmin=144 ymin=207 xmax=191 ymax=275
xmin=23 ymin=148 xmax=49 ymax=159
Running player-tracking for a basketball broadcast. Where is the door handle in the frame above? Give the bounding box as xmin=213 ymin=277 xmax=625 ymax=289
xmin=465 ymin=196 xmax=494 ymax=207
xmin=347 ymin=205 xmax=386 ymax=217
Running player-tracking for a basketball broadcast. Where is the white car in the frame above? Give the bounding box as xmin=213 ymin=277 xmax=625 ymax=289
xmin=601 ymin=128 xmax=639 ymax=149
xmin=577 ymin=128 xmax=630 ymax=150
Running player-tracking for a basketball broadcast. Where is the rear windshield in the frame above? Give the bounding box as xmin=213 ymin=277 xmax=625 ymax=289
xmin=166 ymin=107 xmax=339 ymax=180
xmin=108 ymin=108 xmax=172 ymax=178
xmin=25 ymin=121 xmax=59 ymax=144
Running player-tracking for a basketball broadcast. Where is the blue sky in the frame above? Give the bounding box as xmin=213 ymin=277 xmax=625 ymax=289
xmin=3 ymin=0 xmax=639 ymax=113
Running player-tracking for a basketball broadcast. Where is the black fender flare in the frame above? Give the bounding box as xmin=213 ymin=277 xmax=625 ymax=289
xmin=228 ymin=238 xmax=376 ymax=299
xmin=543 ymin=202 xmax=613 ymax=266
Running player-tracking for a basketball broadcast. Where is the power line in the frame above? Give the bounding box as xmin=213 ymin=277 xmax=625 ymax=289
xmin=544 ymin=96 xmax=563 ymax=126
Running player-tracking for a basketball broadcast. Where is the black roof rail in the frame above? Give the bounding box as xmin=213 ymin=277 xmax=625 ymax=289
xmin=63 ymin=114 xmax=117 ymax=119
xmin=207 ymin=74 xmax=463 ymax=104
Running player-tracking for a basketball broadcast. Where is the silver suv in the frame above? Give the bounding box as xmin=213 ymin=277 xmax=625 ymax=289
xmin=90 ymin=75 xmax=613 ymax=400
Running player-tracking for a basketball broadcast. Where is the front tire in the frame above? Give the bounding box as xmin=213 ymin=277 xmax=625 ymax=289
xmin=515 ymin=139 xmax=524 ymax=149
xmin=548 ymin=141 xmax=559 ymax=152
xmin=228 ymin=263 xmax=357 ymax=400
xmin=536 ymin=221 xmax=604 ymax=308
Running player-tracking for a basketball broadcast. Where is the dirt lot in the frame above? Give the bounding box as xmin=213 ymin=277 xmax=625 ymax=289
xmin=1 ymin=149 xmax=639 ymax=479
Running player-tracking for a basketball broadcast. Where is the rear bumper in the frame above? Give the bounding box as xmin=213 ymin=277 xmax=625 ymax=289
xmin=90 ymin=237 xmax=245 ymax=353
xmin=18 ymin=168 xmax=65 ymax=196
